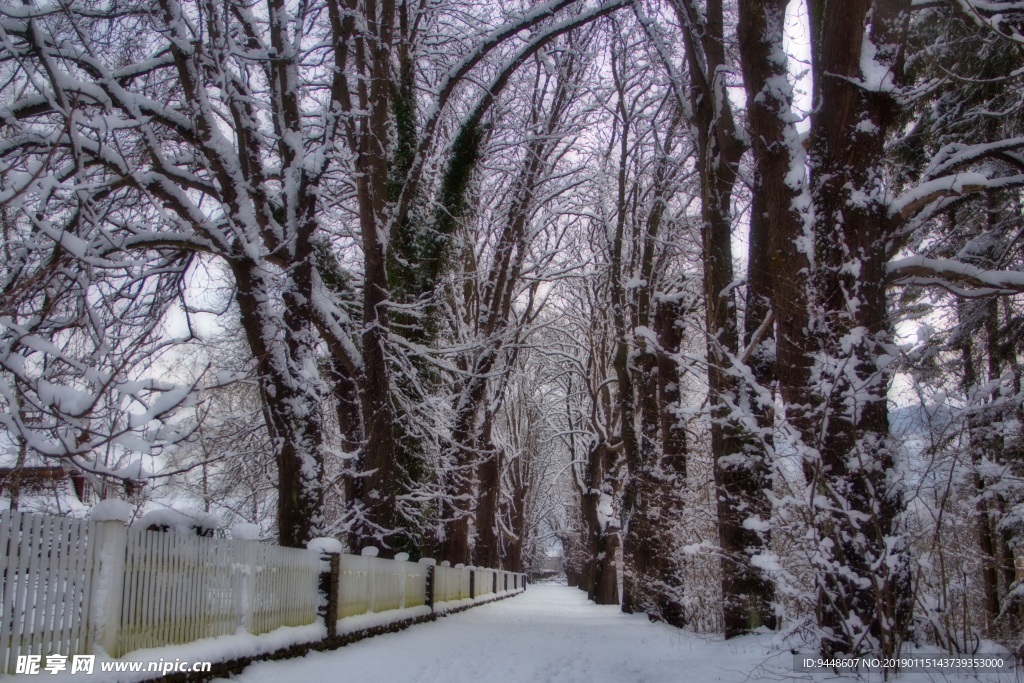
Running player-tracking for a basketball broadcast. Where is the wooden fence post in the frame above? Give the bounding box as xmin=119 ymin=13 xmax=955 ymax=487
xmin=308 ymin=539 xmax=343 ymax=639
xmin=90 ymin=517 xmax=128 ymax=657
xmin=231 ymin=524 xmax=260 ymax=634
xmin=322 ymin=554 xmax=340 ymax=638
xmin=235 ymin=539 xmax=258 ymax=633
xmin=419 ymin=558 xmax=436 ymax=612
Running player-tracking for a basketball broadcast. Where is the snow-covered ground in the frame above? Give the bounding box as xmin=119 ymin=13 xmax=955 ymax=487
xmin=219 ymin=583 xmax=1017 ymax=683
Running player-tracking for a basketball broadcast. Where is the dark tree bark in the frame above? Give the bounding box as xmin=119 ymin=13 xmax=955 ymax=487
xmin=960 ymin=299 xmax=1002 ymax=634
xmin=656 ymin=300 xmax=689 ymax=488
xmin=503 ymin=445 xmax=529 ymax=573
xmin=472 ymin=415 xmax=503 ymax=569
xmin=619 ymin=103 xmax=688 ymax=623
xmin=674 ymin=0 xmax=774 ymax=636
xmin=234 ymin=260 xmax=325 ymax=548
xmin=608 ymin=83 xmax=644 ymax=614
xmin=645 ymin=299 xmax=691 ymax=626
xmin=737 ymin=0 xmax=790 ymax=466
xmin=355 ymin=155 xmax=402 ymax=553
xmin=734 ymin=0 xmax=820 ymax=637
xmin=579 ymin=440 xmax=623 ymax=605
xmin=966 ymin=296 xmax=1024 ymax=638
xmin=737 ymin=0 xmax=816 ymax=482
xmin=803 ymin=0 xmax=912 ymax=657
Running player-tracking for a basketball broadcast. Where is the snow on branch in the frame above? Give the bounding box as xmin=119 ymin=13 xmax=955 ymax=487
xmin=888 ymin=172 xmax=990 ymax=219
xmin=887 ymin=256 xmax=1024 ymax=295
xmin=889 ymin=171 xmax=1024 ymax=220
xmin=947 ymin=0 xmax=1024 ymax=43
xmin=921 ymin=137 xmax=1024 ymax=179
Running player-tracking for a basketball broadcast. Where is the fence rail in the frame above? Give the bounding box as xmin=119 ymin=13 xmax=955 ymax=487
xmin=0 ymin=510 xmax=526 ymax=673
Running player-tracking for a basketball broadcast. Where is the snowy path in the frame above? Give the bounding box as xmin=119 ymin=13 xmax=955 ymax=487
xmin=222 ymin=584 xmax=786 ymax=683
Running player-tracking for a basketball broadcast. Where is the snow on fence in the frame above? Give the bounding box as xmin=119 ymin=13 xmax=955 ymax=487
xmin=0 ymin=510 xmax=527 ymax=673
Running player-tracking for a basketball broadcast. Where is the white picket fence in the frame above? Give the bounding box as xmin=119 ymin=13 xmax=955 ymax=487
xmin=428 ymin=564 xmax=520 ymax=602
xmin=0 ymin=511 xmax=95 ymax=674
xmin=338 ymin=554 xmax=429 ymax=618
xmin=249 ymin=544 xmax=321 ymax=635
xmin=0 ymin=510 xmax=526 ymax=673
xmin=116 ymin=530 xmax=320 ymax=656
xmin=475 ymin=568 xmax=495 ymax=598
xmin=434 ymin=563 xmax=471 ymax=603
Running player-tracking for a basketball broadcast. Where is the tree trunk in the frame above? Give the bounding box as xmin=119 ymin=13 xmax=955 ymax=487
xmin=440 ymin=398 xmax=479 ymax=565
xmin=349 ymin=17 xmax=403 ymax=550
xmin=653 ymin=300 xmax=689 ymax=627
xmin=473 ymin=418 xmax=502 ymax=568
xmin=960 ymin=299 xmax=1002 ymax=634
xmin=804 ymin=0 xmax=911 ymax=657
xmin=579 ymin=440 xmax=621 ymax=605
xmin=735 ymin=0 xmax=819 ymax=637
xmin=676 ymin=0 xmax=774 ymax=637
xmin=505 ymin=477 xmax=527 ymax=573
xmin=606 ymin=76 xmax=644 ymax=613
xmin=233 ymin=259 xmax=325 ymax=548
